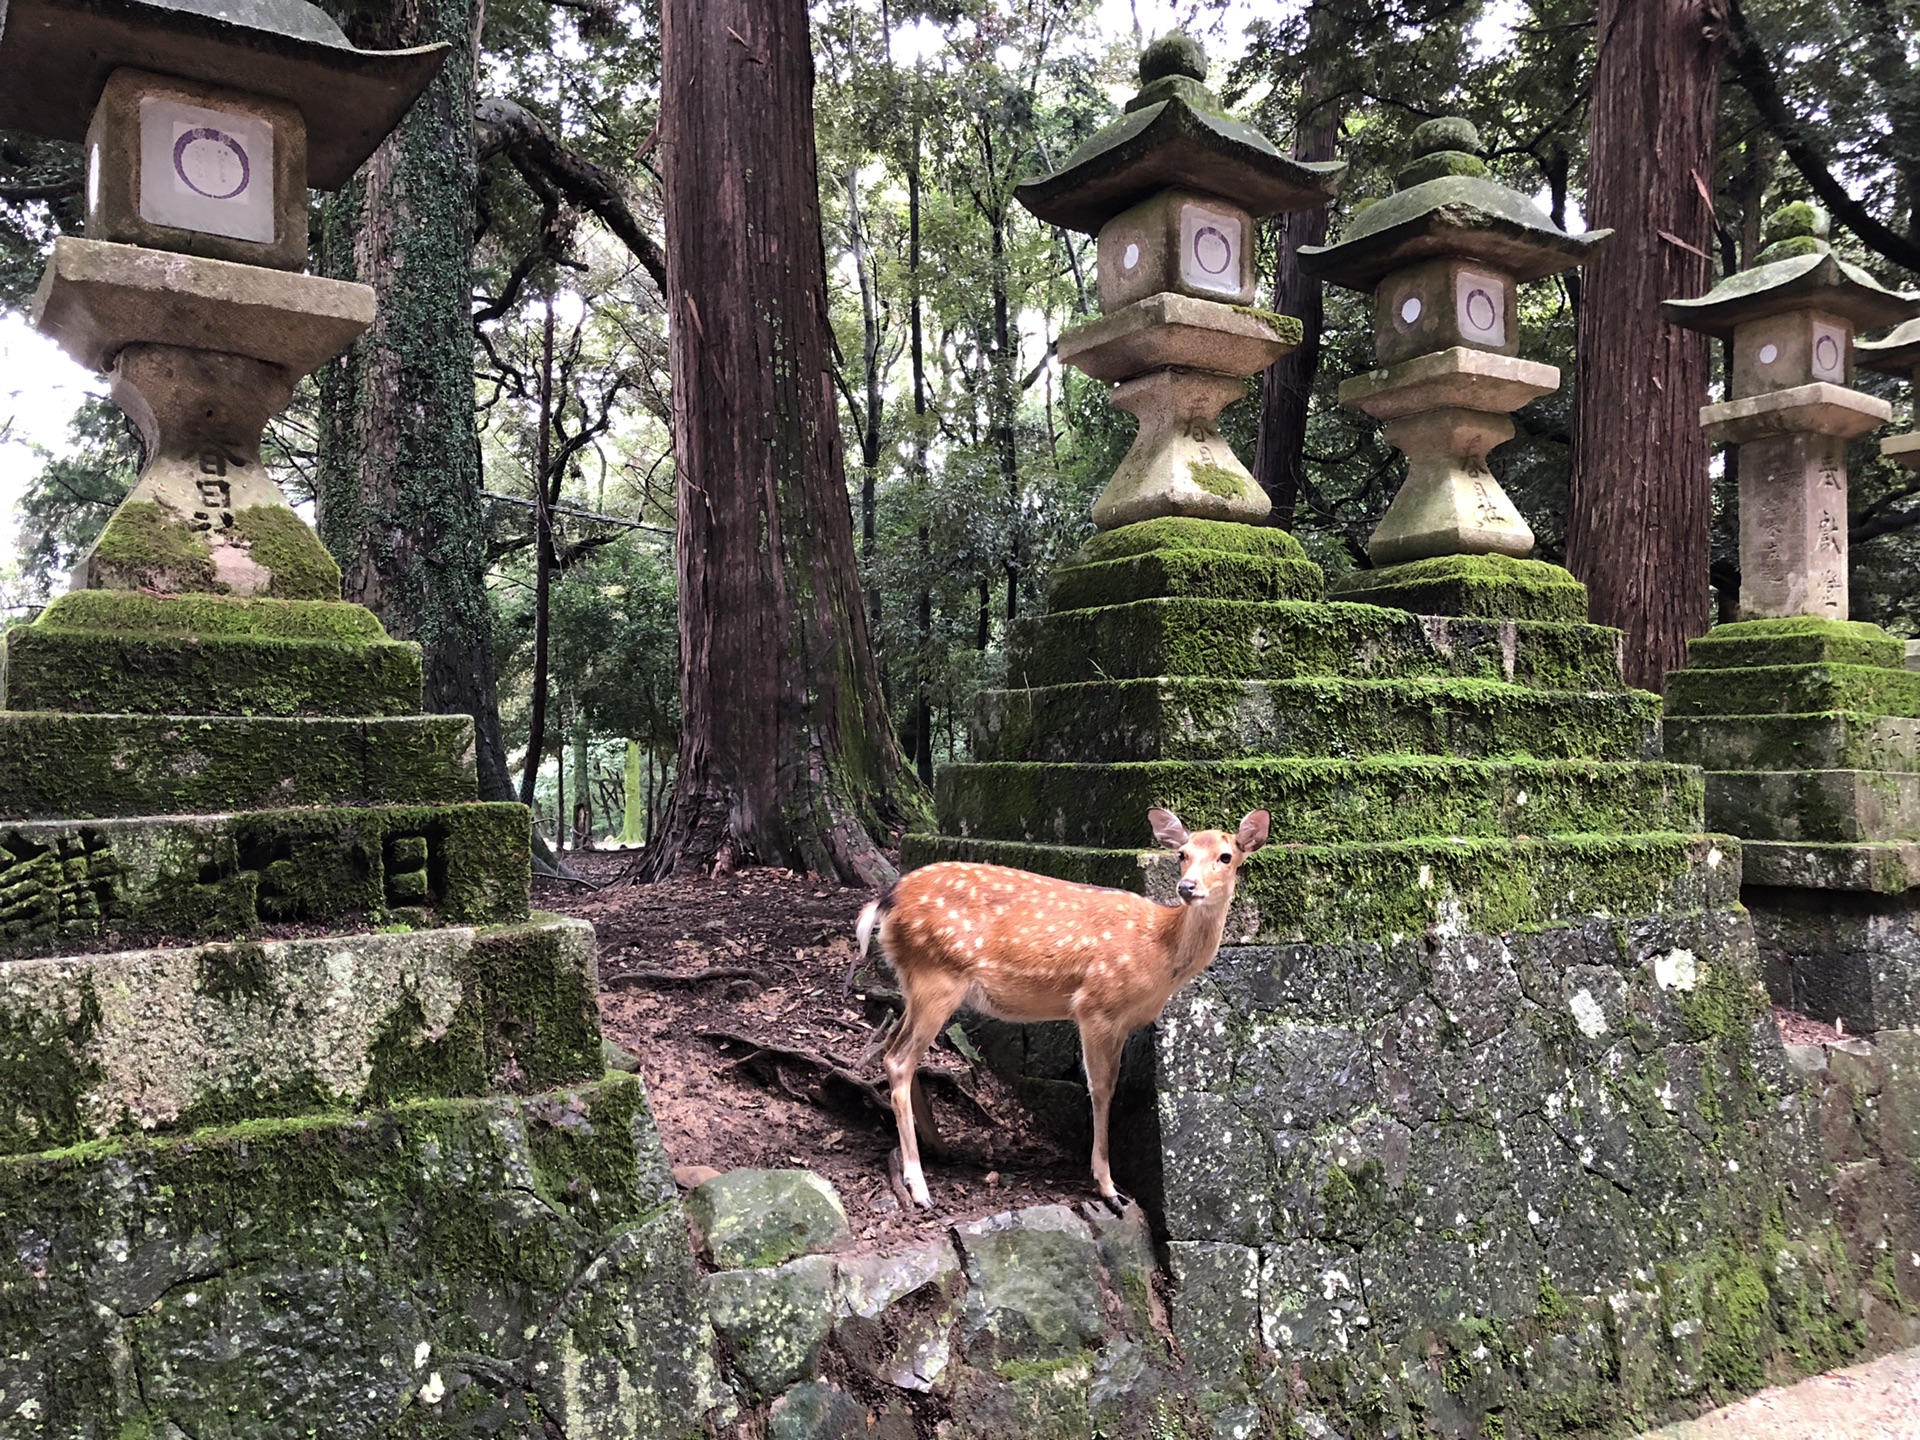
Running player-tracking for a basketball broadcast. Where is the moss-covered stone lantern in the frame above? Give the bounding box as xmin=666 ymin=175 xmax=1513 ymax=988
xmin=1663 ymin=202 xmax=1919 ymax=620
xmin=1854 ymin=311 xmax=1920 ymax=471
xmin=1298 ymin=118 xmax=1607 ymax=612
xmin=0 ymin=0 xmax=446 ymax=598
xmin=1015 ymin=33 xmax=1344 ymax=529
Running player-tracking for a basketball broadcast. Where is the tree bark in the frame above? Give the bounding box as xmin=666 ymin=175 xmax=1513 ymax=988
xmin=1251 ymin=30 xmax=1342 ymax=531
xmin=644 ymin=0 xmax=922 ymax=886
xmin=519 ymin=298 xmax=558 ymax=808
xmin=1566 ymin=0 xmax=1725 ymax=692
xmin=317 ymin=0 xmax=514 ymax=802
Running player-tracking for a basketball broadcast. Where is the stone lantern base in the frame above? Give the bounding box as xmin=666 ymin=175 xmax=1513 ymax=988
xmin=1667 ymin=616 xmax=1920 ymax=1035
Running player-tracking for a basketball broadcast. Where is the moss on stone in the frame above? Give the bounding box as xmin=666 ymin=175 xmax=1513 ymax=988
xmin=1663 ymin=712 xmax=1920 ymax=774
xmin=38 ymin=590 xmax=389 ymax=642
xmin=1075 ymin=517 xmax=1307 ymax=566
xmin=1047 ymin=549 xmax=1325 ymax=612
xmin=935 ymin=756 xmax=1704 ymax=848
xmin=2 ymin=623 xmax=425 ymax=718
xmin=1329 ymin=554 xmax=1589 ymax=623
xmin=1687 ymin=618 xmax=1904 ymax=672
xmin=1667 ymin=663 xmax=1920 ymax=721
xmin=0 ymin=973 xmax=104 ymax=1152
xmin=83 ymin=499 xmax=220 ymax=592
xmin=230 ymin=504 xmax=346 ymax=602
xmin=1189 ymin=461 xmax=1253 ymax=500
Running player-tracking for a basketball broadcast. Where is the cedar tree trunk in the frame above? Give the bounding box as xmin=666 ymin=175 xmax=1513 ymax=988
xmin=645 ymin=0 xmax=921 ymax=885
xmin=1566 ymin=0 xmax=1725 ymax=691
xmin=316 ymin=0 xmax=514 ymax=801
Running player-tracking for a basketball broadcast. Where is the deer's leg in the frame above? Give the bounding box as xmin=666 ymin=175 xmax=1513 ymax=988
xmin=1079 ymin=1016 xmax=1132 ymax=1205
xmin=884 ymin=973 xmax=968 ymax=1209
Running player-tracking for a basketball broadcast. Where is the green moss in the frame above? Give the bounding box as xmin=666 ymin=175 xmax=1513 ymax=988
xmin=1330 ymin=554 xmax=1589 ymax=623
xmin=995 ymin=1351 xmax=1094 ymax=1382
xmin=936 ymin=756 xmax=1704 ymax=848
xmin=1666 ymin=663 xmax=1920 ymax=721
xmin=1754 ymin=234 xmax=1826 ymax=264
xmin=1687 ymin=618 xmax=1903 ymax=672
xmin=1189 ymin=461 xmax=1253 ymax=500
xmin=1534 ymin=1273 xmax=1573 ymax=1331
xmin=1048 ymin=549 xmax=1325 ymax=612
xmin=1396 ymin=149 xmax=1489 ymax=185
xmin=1074 ymin=517 xmax=1307 ymax=565
xmin=229 ymin=504 xmax=346 ymax=601
xmin=38 ymin=590 xmax=389 ymax=642
xmin=1 ymin=623 xmax=425 ymax=718
xmin=83 ymin=499 xmax=220 ymax=592
xmin=0 ymin=973 xmax=104 ymax=1152
xmin=193 ymin=941 xmax=273 ymax=1005
xmin=1669 ymin=950 xmax=1769 ymax=1045
xmin=1664 ymin=711 xmax=1920 ymax=773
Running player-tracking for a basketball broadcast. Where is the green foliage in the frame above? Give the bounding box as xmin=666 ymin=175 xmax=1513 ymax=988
xmin=13 ymin=397 xmax=138 ymax=596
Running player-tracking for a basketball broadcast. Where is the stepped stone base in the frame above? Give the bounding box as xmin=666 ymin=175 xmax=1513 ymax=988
xmin=1329 ymin=552 xmax=1590 ymax=622
xmin=0 ymin=914 xmax=600 ymax=1150
xmin=1752 ymin=886 xmax=1920 ymax=1032
xmin=0 ymin=1073 xmax=714 ymax=1437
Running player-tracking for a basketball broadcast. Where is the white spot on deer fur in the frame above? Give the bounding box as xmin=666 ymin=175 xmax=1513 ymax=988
xmin=1570 ymin=989 xmax=1608 ymax=1036
xmin=1653 ymin=949 xmax=1697 ymax=991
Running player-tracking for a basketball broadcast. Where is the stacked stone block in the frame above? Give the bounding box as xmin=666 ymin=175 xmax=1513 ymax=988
xmin=1666 ymin=618 xmax=1920 ymax=1034
xmin=0 ymin=589 xmax=711 ymax=1435
xmin=904 ymin=518 xmax=1889 ymax=1435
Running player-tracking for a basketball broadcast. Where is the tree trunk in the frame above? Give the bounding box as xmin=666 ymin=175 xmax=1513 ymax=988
xmin=645 ymin=0 xmax=922 ymax=886
xmin=519 ymin=298 xmax=557 ymax=807
xmin=907 ymin=106 xmax=935 ymax=785
xmin=316 ymin=0 xmax=513 ymax=801
xmin=1251 ymin=68 xmax=1341 ymax=530
xmin=1566 ymin=0 xmax=1724 ymax=692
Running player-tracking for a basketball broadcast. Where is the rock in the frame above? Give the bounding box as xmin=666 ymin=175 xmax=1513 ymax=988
xmin=1166 ymin=1241 xmax=1259 ymax=1382
xmin=602 ymin=1036 xmax=643 ymax=1072
xmin=835 ymin=1240 xmax=963 ymax=1392
xmin=702 ymin=1253 xmax=836 ymax=1398
xmin=686 ymin=1168 xmax=850 ymax=1269
xmin=954 ymin=1207 xmax=1106 ymax=1364
xmin=673 ymin=1163 xmax=722 ymax=1190
xmin=767 ymin=1380 xmax=874 ymax=1440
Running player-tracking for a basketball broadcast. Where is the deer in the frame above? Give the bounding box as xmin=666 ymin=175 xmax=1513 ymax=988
xmin=849 ymin=807 xmax=1270 ymax=1210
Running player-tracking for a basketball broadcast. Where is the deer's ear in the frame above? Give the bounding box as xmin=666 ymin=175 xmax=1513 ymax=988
xmin=1148 ymin=807 xmax=1190 ymax=848
xmin=1236 ymin=810 xmax=1271 ymax=854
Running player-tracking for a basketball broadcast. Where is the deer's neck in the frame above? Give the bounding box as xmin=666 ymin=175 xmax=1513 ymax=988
xmin=1157 ymin=888 xmax=1234 ymax=989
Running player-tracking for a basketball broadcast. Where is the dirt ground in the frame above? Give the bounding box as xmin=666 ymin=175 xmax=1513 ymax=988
xmin=534 ymin=852 xmax=1087 ymax=1251
xmin=1643 ymin=1345 xmax=1920 ymax=1439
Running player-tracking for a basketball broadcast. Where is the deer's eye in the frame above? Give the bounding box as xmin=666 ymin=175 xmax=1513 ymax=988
xmin=1219 ymin=851 xmax=1233 ymax=864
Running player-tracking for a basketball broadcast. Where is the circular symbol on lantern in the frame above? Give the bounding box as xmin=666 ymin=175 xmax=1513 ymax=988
xmin=1815 ymin=334 xmax=1841 ymax=373
xmin=172 ymin=127 xmax=251 ymax=200
xmin=1123 ymin=242 xmax=1140 ymax=271
xmin=1759 ymin=342 xmax=1780 ymax=365
xmin=1191 ymin=225 xmax=1232 ymax=275
xmin=1400 ymin=296 xmax=1423 ymax=325
xmin=1464 ymin=288 xmax=1497 ymax=333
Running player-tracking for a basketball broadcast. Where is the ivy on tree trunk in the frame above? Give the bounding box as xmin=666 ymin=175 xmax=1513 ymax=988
xmin=645 ymin=0 xmax=925 ymax=887
xmin=1566 ymin=0 xmax=1724 ymax=693
xmin=316 ymin=0 xmax=515 ymax=802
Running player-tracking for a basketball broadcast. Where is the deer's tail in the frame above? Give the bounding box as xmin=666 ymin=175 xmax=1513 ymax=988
xmin=845 ymin=888 xmax=893 ymax=994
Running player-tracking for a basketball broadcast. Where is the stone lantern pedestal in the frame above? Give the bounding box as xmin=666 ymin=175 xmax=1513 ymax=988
xmin=0 ymin=1 xmax=712 ymax=1427
xmin=888 ymin=84 xmax=1888 ymax=1435
xmin=1662 ymin=204 xmax=1920 ymax=1036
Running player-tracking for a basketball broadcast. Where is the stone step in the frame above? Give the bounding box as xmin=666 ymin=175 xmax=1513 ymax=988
xmin=1740 ymin=839 xmax=1920 ymax=894
xmin=0 ymin=914 xmax=599 ymax=1152
xmin=0 ymin=802 xmax=529 ymax=959
xmin=0 ymin=1073 xmax=708 ymax=1428
xmin=1706 ymin=769 xmax=1920 ymax=844
xmin=0 ymin=713 xmax=476 ymax=819
xmin=934 ymin=759 xmax=1704 ymax=849
xmin=1046 ymin=546 xmax=1325 ymax=611
xmin=975 ymin=677 xmax=1662 ymax=764
xmin=1005 ymin=598 xmax=1627 ymax=690
xmin=1 ymin=591 xmax=422 ymax=717
xmin=1666 ymin=663 xmax=1920 ymax=720
xmin=898 ymin=831 xmax=1738 ymax=945
xmin=1663 ymin=712 xmax=1920 ymax=773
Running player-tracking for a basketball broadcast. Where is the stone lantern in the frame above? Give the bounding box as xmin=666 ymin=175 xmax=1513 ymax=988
xmin=1014 ymin=33 xmax=1344 ymax=529
xmin=1663 ymin=203 xmax=1919 ymax=620
xmin=1854 ymin=311 xmax=1920 ymax=472
xmin=1297 ymin=118 xmax=1607 ymax=610
xmin=0 ymin=0 xmax=446 ymax=597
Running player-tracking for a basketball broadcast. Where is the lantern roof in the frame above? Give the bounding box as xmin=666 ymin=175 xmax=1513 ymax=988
xmin=1663 ymin=204 xmax=1920 ymax=338
xmin=1014 ymin=32 xmax=1344 ymax=234
xmin=0 ymin=0 xmax=447 ymax=189
xmin=1299 ymin=118 xmax=1607 ymax=291
xmin=1856 ymin=316 xmax=1920 ymax=378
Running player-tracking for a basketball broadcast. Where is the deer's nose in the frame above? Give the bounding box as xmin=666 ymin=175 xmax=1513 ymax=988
xmin=1177 ymin=878 xmax=1199 ymax=901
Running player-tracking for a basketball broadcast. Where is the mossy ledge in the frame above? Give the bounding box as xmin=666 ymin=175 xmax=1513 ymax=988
xmin=1686 ymin=617 xmax=1905 ymax=672
xmin=37 ymin=590 xmax=389 ymax=642
xmin=1071 ymin=515 xmax=1308 ymax=565
xmin=1329 ymin=553 xmax=1590 ymax=623
xmin=1047 ymin=548 xmax=1326 ymax=611
xmin=1666 ymin=663 xmax=1920 ymax=721
xmin=0 ymin=1074 xmax=711 ymax=1434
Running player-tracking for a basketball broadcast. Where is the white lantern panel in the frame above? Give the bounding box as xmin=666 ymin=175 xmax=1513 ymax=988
xmin=1455 ymin=269 xmax=1506 ymax=347
xmin=1178 ymin=202 xmax=1244 ymax=298
xmin=138 ymin=95 xmax=276 ymax=244
xmin=1811 ymin=320 xmax=1847 ymax=382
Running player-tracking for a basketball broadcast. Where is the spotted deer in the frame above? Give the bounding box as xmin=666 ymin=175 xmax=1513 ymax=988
xmin=851 ymin=807 xmax=1270 ymax=1209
